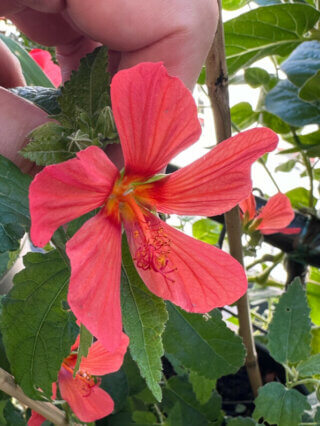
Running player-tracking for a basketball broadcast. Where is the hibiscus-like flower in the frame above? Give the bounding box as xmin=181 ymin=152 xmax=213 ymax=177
xmin=29 ymin=48 xmax=62 ymax=88
xmin=28 ymin=333 xmax=129 ymax=425
xmin=239 ymin=192 xmax=300 ymax=235
xmin=30 ymin=62 xmax=278 ymax=350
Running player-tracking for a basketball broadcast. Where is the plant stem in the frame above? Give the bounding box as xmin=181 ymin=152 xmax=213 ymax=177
xmin=258 ymin=158 xmax=281 ymax=192
xmin=205 ymin=0 xmax=262 ymax=397
xmin=0 ymin=368 xmax=67 ymax=424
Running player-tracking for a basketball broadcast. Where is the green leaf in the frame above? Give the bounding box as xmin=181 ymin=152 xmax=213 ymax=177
xmin=224 ymin=4 xmax=320 ymax=75
xmin=265 ymin=79 xmax=320 ymax=126
xmin=163 ymin=305 xmax=246 ymax=381
xmin=299 ymin=69 xmax=320 ymax=101
xmin=222 ymin=0 xmax=247 ymax=11
xmin=260 ymin=111 xmax=291 ymax=134
xmin=0 ymin=252 xmax=9 ymax=278
xmin=192 ymin=219 xmax=222 ymax=245
xmin=230 ymin=102 xmax=258 ymax=130
xmin=285 ymin=187 xmax=317 ymax=209
xmin=281 ymin=41 xmax=320 ymax=87
xmin=226 ymin=417 xmax=257 ymax=425
xmin=267 ymin=278 xmax=311 ymax=364
xmin=253 ymin=382 xmax=310 ymax=426
xmin=197 ymin=67 xmax=206 ymax=85
xmin=20 ymin=122 xmax=74 ymax=166
xmin=307 ymin=267 xmax=320 ymax=326
xmin=10 ymin=86 xmax=61 ymax=115
xmin=297 ymin=353 xmax=320 ymax=377
xmin=244 ymin=67 xmax=270 ymax=88
xmin=188 ymin=371 xmax=216 ymax=405
xmin=275 ymin=159 xmax=296 ymax=173
xmin=0 ymin=251 xmax=78 ymax=399
xmin=121 ymin=235 xmax=168 ymax=402
xmin=57 ymin=46 xmax=110 ymax=132
xmin=132 ymin=411 xmax=157 ymax=424
xmin=0 ymin=34 xmax=54 ymax=87
xmin=100 ymin=368 xmax=129 ymax=413
xmin=163 ymin=376 xmax=223 ymax=426
xmin=3 ymin=400 xmax=26 ymax=426
xmin=73 ymin=323 xmax=93 ymax=374
xmin=0 ymin=155 xmax=31 ymax=252
xmin=311 ymin=327 xmax=320 ymax=354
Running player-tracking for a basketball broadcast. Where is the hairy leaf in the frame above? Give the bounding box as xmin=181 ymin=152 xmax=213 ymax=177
xmin=268 ymin=278 xmax=311 ymax=364
xmin=163 ymin=305 xmax=246 ymax=381
xmin=253 ymin=382 xmax=310 ymax=426
xmin=73 ymin=323 xmax=93 ymax=374
xmin=121 ymin=235 xmax=168 ymax=402
xmin=297 ymin=353 xmax=320 ymax=377
xmin=188 ymin=371 xmax=216 ymax=405
xmin=0 ymin=155 xmax=31 ymax=252
xmin=0 ymin=251 xmax=77 ymax=399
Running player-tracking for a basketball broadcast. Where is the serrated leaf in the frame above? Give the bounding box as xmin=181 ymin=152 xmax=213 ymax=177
xmin=285 ymin=187 xmax=317 ymax=209
xmin=268 ymin=278 xmax=311 ymax=364
xmin=0 ymin=250 xmax=78 ymax=399
xmin=188 ymin=370 xmax=216 ymax=405
xmin=297 ymin=353 xmax=320 ymax=377
xmin=74 ymin=323 xmax=93 ymax=374
xmin=275 ymin=159 xmax=296 ymax=173
xmin=0 ymin=155 xmax=31 ymax=252
xmin=225 ymin=4 xmax=320 ymax=75
xmin=0 ymin=35 xmax=54 ymax=87
xmin=192 ymin=219 xmax=222 ymax=246
xmin=121 ymin=235 xmax=168 ymax=402
xmin=299 ymin=69 xmax=320 ymax=101
xmin=253 ymin=382 xmax=310 ymax=426
xmin=10 ymin=86 xmax=61 ymax=115
xmin=163 ymin=376 xmax=222 ymax=426
xmin=230 ymin=102 xmax=258 ymax=130
xmin=163 ymin=305 xmax=246 ymax=381
xmin=21 ymin=122 xmax=73 ymax=166
xmin=281 ymin=41 xmax=320 ymax=87
xmin=244 ymin=67 xmax=270 ymax=88
xmin=57 ymin=46 xmax=110 ymax=131
xmin=266 ymin=79 xmax=320 ymax=126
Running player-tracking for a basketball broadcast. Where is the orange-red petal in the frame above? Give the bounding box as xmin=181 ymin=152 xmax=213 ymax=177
xmin=256 ymin=193 xmax=295 ymax=234
xmin=30 ymin=146 xmax=119 ymax=247
xmin=136 ymin=128 xmax=278 ymax=216
xmin=58 ymin=365 xmax=114 ymax=422
xmin=124 ymin=209 xmax=247 ymax=313
xmin=239 ymin=193 xmax=257 ymax=221
xmin=111 ymin=62 xmax=201 ymax=178
xmin=28 ymin=411 xmax=46 ymax=426
xmin=30 ymin=48 xmax=62 ymax=87
xmin=66 ymin=210 xmax=122 ymax=351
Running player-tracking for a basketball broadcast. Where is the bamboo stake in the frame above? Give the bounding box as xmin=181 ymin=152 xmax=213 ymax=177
xmin=0 ymin=368 xmax=67 ymax=425
xmin=205 ymin=0 xmax=263 ymax=396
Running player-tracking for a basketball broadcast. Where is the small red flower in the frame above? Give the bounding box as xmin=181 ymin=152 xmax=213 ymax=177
xmin=28 ymin=333 xmax=129 ymax=424
xmin=29 ymin=48 xmax=62 ymax=87
xmin=29 ymin=62 xmax=278 ymax=350
xmin=240 ymin=193 xmax=300 ymax=235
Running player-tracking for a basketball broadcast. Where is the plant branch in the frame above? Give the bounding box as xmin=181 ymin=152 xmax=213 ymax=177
xmin=205 ymin=0 xmax=262 ymax=396
xmin=0 ymin=368 xmax=67 ymax=424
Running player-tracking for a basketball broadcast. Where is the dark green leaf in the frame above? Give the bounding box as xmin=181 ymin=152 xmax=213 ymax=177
xmin=225 ymin=4 xmax=320 ymax=75
xmin=315 ymin=406 xmax=320 ymax=422
xmin=163 ymin=305 xmax=246 ymax=381
xmin=73 ymin=323 xmax=93 ymax=374
xmin=3 ymin=400 xmax=26 ymax=426
xmin=0 ymin=251 xmax=78 ymax=399
xmin=307 ymin=267 xmax=320 ymax=326
xmin=0 ymin=252 xmax=9 ymax=278
xmin=132 ymin=411 xmax=157 ymax=424
xmin=0 ymin=35 xmax=54 ymax=87
xmin=20 ymin=122 xmax=73 ymax=166
xmin=260 ymin=111 xmax=291 ymax=134
xmin=0 ymin=155 xmax=31 ymax=252
xmin=275 ymin=159 xmax=296 ymax=173
xmin=222 ymin=0 xmax=247 ymax=11
xmin=265 ymin=79 xmax=320 ymax=126
xmin=230 ymin=102 xmax=258 ymax=130
xmin=122 ymin=352 xmax=147 ymax=397
xmin=311 ymin=327 xmax=320 ymax=355
xmin=10 ymin=86 xmax=61 ymax=115
xmin=267 ymin=278 xmax=311 ymax=364
xmin=226 ymin=417 xmax=257 ymax=425
xmin=121 ymin=235 xmax=168 ymax=402
xmin=253 ymin=382 xmax=310 ymax=426
xmin=299 ymin=69 xmax=320 ymax=101
xmin=192 ymin=219 xmax=222 ymax=245
xmin=163 ymin=376 xmax=222 ymax=426
xmin=285 ymin=187 xmax=317 ymax=209
xmin=100 ymin=368 xmax=129 ymax=413
xmin=297 ymin=353 xmax=320 ymax=377
xmin=188 ymin=370 xmax=216 ymax=405
xmin=281 ymin=41 xmax=320 ymax=87
xmin=244 ymin=67 xmax=270 ymax=88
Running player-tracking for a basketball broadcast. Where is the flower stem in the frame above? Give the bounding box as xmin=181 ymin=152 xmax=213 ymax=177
xmin=205 ymin=0 xmax=262 ymax=397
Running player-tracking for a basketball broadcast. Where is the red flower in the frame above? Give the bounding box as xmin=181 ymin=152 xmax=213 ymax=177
xmin=239 ymin=193 xmax=300 ymax=235
xmin=28 ymin=333 xmax=129 ymax=424
xmin=29 ymin=48 xmax=62 ymax=88
xmin=29 ymin=62 xmax=278 ymax=350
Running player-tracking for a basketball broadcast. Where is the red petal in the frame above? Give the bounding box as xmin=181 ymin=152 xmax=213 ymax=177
xmin=261 ymin=227 xmax=301 ymax=235
xmin=67 ymin=210 xmax=122 ymax=351
xmin=30 ymin=146 xmax=119 ymax=247
xmin=28 ymin=411 xmax=46 ymax=426
xmin=137 ymin=128 xmax=278 ymax=216
xmin=58 ymin=366 xmax=114 ymax=422
xmin=80 ymin=333 xmax=129 ymax=376
xmin=111 ymin=62 xmax=201 ymax=177
xmin=124 ymin=209 xmax=247 ymax=313
xmin=256 ymin=193 xmax=295 ymax=233
xmin=239 ymin=193 xmax=256 ymax=220
xmin=30 ymin=49 xmax=62 ymax=87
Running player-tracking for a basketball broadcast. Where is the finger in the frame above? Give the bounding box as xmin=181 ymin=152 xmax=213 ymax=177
xmin=0 ymin=39 xmax=26 ymax=87
xmin=0 ymin=0 xmax=23 ymax=15
xmin=15 ymin=0 xmax=66 ymax=13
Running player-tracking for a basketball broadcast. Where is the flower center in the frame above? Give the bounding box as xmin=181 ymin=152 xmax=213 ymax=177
xmin=62 ymin=355 xmax=98 ymax=398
